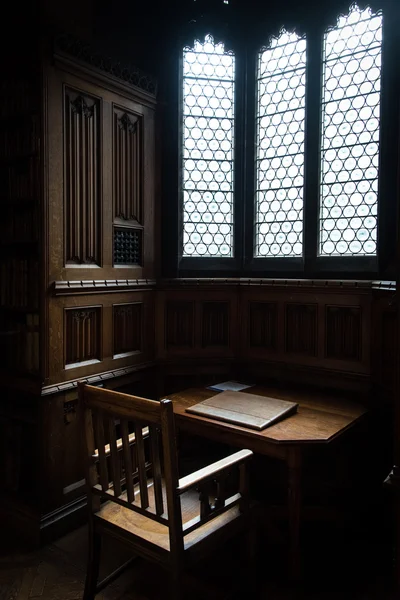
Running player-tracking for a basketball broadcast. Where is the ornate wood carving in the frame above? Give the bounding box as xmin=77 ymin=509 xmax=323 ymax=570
xmin=113 ymin=228 xmax=142 ymax=265
xmin=165 ymin=302 xmax=194 ymax=348
xmin=64 ymin=89 xmax=101 ymax=265
xmin=202 ymin=302 xmax=229 ymax=347
xmin=113 ymin=108 xmax=143 ymax=223
xmin=65 ymin=307 xmax=100 ymax=365
xmin=113 ymin=303 xmax=142 ymax=356
xmin=285 ymin=304 xmax=317 ymax=356
xmin=326 ymin=306 xmax=362 ymax=361
xmin=249 ymin=302 xmax=277 ymax=350
xmin=54 ymin=33 xmax=158 ymax=96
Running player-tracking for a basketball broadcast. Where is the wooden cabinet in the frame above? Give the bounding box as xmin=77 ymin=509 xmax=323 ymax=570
xmin=0 ymin=36 xmax=158 ymax=544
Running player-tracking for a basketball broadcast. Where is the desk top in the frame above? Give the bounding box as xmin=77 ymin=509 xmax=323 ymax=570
xmin=167 ymin=385 xmax=368 ymax=445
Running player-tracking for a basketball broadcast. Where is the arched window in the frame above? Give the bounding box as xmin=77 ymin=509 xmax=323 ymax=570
xmin=255 ymin=30 xmax=307 ymax=258
xmin=175 ymin=3 xmax=392 ymax=277
xmin=320 ymin=5 xmax=382 ymax=257
xmin=182 ymin=35 xmax=235 ymax=257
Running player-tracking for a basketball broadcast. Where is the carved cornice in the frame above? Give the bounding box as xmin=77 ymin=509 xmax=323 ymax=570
xmin=53 ymin=279 xmax=156 ymax=296
xmin=54 ymin=33 xmax=157 ymax=97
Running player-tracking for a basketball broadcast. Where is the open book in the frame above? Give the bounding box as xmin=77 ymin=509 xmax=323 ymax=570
xmin=186 ymin=390 xmax=298 ymax=431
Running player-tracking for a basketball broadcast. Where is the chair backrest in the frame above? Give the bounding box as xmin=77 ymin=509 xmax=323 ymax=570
xmin=79 ymin=383 xmax=184 ymax=556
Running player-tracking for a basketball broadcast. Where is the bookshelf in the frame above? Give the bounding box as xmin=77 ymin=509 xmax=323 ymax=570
xmin=0 ymin=77 xmax=40 ymax=378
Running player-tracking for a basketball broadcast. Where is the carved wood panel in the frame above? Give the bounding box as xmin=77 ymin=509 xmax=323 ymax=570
xmin=326 ymin=306 xmax=361 ymax=361
xmin=165 ymin=301 xmax=194 ymax=348
xmin=113 ymin=108 xmax=143 ymax=224
xmin=249 ymin=302 xmax=278 ymax=350
xmin=113 ymin=303 xmax=142 ymax=356
xmin=65 ymin=307 xmax=100 ymax=366
xmin=285 ymin=303 xmax=317 ymax=356
xmin=64 ymin=89 xmax=101 ymax=265
xmin=202 ymin=302 xmax=229 ymax=347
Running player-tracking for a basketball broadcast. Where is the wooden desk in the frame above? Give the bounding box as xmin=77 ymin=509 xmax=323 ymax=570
xmin=167 ymin=385 xmax=368 ymax=578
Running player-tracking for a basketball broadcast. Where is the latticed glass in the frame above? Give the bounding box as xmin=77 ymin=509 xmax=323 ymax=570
xmin=255 ymin=30 xmax=307 ymax=258
xmin=320 ymin=4 xmax=382 ymax=256
xmin=182 ymin=35 xmax=235 ymax=257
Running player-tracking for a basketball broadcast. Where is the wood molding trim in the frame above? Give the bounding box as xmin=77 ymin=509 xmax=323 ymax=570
xmin=41 ymin=360 xmax=157 ymax=396
xmin=53 ymin=279 xmax=156 ymax=295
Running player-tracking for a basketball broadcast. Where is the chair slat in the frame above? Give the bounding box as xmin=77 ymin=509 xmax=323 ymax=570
xmin=135 ymin=423 xmax=149 ymax=508
xmin=108 ymin=417 xmax=121 ymax=497
xmin=150 ymin=426 xmax=164 ymax=516
xmin=95 ymin=413 xmax=109 ymax=491
xmin=120 ymin=420 xmax=134 ymax=503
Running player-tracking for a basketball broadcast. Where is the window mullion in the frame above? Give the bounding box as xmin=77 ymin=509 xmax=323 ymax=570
xmin=303 ymin=30 xmax=323 ymax=273
xmin=233 ymin=44 xmax=247 ymax=267
xmin=243 ymin=46 xmax=257 ymax=267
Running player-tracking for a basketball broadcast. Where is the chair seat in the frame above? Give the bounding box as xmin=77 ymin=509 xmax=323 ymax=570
xmin=95 ymin=479 xmax=243 ymax=553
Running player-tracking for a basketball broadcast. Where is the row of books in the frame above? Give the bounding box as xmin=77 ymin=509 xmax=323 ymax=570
xmin=0 ymin=258 xmax=39 ymax=309
xmin=0 ymin=80 xmax=38 ymax=119
xmin=1 ymin=157 xmax=40 ymax=202
xmin=0 ymin=117 xmax=40 ymax=159
xmin=0 ymin=313 xmax=39 ymax=374
xmin=0 ymin=206 xmax=38 ymax=243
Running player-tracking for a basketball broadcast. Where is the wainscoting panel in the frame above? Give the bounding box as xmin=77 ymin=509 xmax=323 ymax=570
xmin=159 ymin=281 xmax=375 ymax=386
xmin=113 ymin=303 xmax=142 ymax=357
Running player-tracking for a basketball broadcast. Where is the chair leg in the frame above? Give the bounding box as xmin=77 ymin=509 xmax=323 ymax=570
xmin=169 ymin=568 xmax=183 ymax=600
xmin=83 ymin=527 xmax=102 ymax=600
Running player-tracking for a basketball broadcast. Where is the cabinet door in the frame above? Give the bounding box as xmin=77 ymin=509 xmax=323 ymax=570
xmin=46 ymin=65 xmax=156 ymax=282
xmin=44 ymin=61 xmax=156 ymax=386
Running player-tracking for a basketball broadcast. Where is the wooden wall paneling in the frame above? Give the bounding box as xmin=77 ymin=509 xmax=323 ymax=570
xmin=113 ymin=302 xmax=143 ymax=357
xmin=64 ymin=89 xmax=101 ymax=266
xmin=40 ymin=394 xmax=65 ymax=512
xmin=372 ymin=293 xmax=398 ymax=399
xmin=248 ymin=302 xmax=278 ymax=351
xmin=165 ymin=300 xmax=195 ymax=351
xmin=239 ymin=288 xmax=282 ymax=360
xmin=325 ymin=306 xmax=362 ymax=361
xmin=62 ymin=390 xmax=86 ymax=501
xmin=46 ymin=63 xmax=156 ymax=283
xmin=201 ymin=301 xmax=230 ymax=348
xmin=48 ymin=291 xmax=154 ymax=386
xmin=198 ymin=292 xmax=237 ymax=357
xmin=64 ymin=306 xmax=102 ymax=367
xmin=321 ymin=293 xmax=371 ymax=375
xmin=285 ymin=302 xmax=318 ymax=357
xmin=113 ymin=107 xmax=143 ymax=224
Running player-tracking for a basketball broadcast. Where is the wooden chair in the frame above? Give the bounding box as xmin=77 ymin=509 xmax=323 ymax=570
xmin=79 ymin=383 xmax=254 ymax=600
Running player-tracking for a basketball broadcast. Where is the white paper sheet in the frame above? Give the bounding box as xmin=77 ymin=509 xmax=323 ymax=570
xmin=207 ymin=381 xmax=254 ymax=392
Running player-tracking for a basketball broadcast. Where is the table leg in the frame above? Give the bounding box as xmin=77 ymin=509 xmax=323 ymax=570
xmin=287 ymin=448 xmax=302 ymax=580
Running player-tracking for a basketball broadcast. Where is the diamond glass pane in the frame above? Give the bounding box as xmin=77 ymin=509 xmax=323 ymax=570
xmin=182 ymin=35 xmax=235 ymax=257
xmin=255 ymin=31 xmax=306 ymax=258
xmin=320 ymin=4 xmax=382 ymax=256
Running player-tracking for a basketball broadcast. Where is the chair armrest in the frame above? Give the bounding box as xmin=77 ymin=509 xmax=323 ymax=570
xmin=177 ymin=449 xmax=253 ymax=495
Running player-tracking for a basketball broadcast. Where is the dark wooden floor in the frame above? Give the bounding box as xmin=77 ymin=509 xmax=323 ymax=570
xmin=0 ymin=517 xmax=397 ymax=600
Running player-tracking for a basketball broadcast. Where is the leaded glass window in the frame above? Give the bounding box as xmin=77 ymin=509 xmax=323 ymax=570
xmin=176 ymin=2 xmax=391 ymax=275
xmin=255 ymin=31 xmax=306 ymax=258
xmin=319 ymin=4 xmax=382 ymax=256
xmin=182 ymin=35 xmax=235 ymax=257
